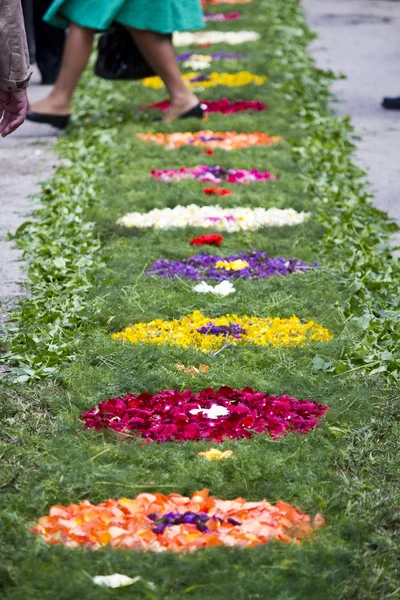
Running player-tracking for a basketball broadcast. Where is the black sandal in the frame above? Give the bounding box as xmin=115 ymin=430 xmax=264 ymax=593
xmin=153 ymin=102 xmax=206 ymax=122
xmin=26 ymin=110 xmax=70 ymax=129
xmin=382 ymin=96 xmax=400 ymax=110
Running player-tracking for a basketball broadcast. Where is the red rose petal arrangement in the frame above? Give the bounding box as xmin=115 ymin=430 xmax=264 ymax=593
xmin=148 ymin=98 xmax=266 ymax=114
xmin=204 ymin=186 xmax=234 ymax=195
xmin=80 ymin=387 xmax=328 ymax=443
xmin=191 ymin=234 xmax=224 ymax=246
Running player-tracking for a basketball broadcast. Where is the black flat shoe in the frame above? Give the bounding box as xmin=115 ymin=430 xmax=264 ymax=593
xmin=382 ymin=96 xmax=400 ymax=110
xmin=179 ymin=102 xmax=207 ymax=119
xmin=153 ymin=102 xmax=207 ymax=122
xmin=26 ymin=110 xmax=70 ymax=129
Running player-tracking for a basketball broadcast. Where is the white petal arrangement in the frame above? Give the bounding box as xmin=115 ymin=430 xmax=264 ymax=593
xmin=117 ymin=204 xmax=310 ymax=232
xmin=174 ymin=31 xmax=260 ymax=47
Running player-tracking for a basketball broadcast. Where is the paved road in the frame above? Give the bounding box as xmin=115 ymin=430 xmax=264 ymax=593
xmin=0 ymin=71 xmax=59 ymax=325
xmin=302 ymin=0 xmax=400 ymax=243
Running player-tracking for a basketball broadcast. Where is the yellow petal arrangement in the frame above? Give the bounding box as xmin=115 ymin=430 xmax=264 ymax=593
xmin=143 ymin=71 xmax=267 ymax=90
xmin=112 ymin=310 xmax=332 ymax=353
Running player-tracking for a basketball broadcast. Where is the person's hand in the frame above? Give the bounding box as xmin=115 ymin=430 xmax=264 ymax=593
xmin=0 ymin=89 xmax=28 ymax=137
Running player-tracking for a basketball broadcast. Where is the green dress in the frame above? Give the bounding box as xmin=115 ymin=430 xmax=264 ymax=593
xmin=44 ymin=0 xmax=205 ymax=34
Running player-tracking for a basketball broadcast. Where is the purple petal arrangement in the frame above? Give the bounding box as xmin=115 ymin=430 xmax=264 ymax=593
xmin=148 ymin=511 xmax=242 ymax=535
xmin=146 ymin=251 xmax=317 ymax=282
xmin=196 ymin=323 xmax=247 ymax=338
xmin=149 ymin=512 xmax=211 ymax=534
xmin=189 ymin=73 xmax=211 ymax=83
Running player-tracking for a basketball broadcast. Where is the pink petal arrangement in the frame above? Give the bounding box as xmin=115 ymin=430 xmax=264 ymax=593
xmin=150 ymin=165 xmax=276 ymax=184
xmin=204 ymin=11 xmax=240 ymax=21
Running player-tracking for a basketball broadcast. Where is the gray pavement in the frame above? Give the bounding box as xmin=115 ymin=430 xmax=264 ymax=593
xmin=302 ymin=0 xmax=400 ymax=242
xmin=0 ymin=70 xmax=60 ymax=325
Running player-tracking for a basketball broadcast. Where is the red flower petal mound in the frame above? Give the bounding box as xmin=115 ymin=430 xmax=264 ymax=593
xmin=31 ymin=489 xmax=324 ymax=552
xmin=191 ymin=234 xmax=224 ymax=246
xmin=148 ymin=98 xmax=266 ymax=114
xmin=80 ymin=387 xmax=328 ymax=443
xmin=203 ymin=186 xmax=234 ymax=196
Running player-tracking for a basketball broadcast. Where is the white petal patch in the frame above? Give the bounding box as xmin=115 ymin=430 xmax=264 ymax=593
xmin=193 ymin=280 xmax=236 ymax=296
xmin=93 ymin=574 xmax=140 ymax=588
xmin=190 ymin=404 xmax=230 ymax=419
xmin=117 ymin=204 xmax=310 ymax=231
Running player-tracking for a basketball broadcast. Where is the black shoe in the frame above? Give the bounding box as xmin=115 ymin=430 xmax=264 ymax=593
xmin=382 ymin=96 xmax=400 ymax=110
xmin=26 ymin=110 xmax=70 ymax=129
xmin=153 ymin=102 xmax=207 ymax=122
xmin=179 ymin=102 xmax=207 ymax=119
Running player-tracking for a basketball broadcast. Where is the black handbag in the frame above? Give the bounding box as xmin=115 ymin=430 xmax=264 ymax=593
xmin=94 ymin=26 xmax=171 ymax=81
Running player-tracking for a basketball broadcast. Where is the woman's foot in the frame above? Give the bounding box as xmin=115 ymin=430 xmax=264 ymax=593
xmin=163 ymin=93 xmax=201 ymax=123
xmin=29 ymin=95 xmax=71 ymax=116
xmin=26 ymin=95 xmax=71 ymax=129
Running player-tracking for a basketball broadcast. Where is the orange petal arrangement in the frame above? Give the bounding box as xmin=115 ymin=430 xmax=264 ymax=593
xmin=31 ymin=489 xmax=324 ymax=552
xmin=136 ymin=131 xmax=283 ymax=150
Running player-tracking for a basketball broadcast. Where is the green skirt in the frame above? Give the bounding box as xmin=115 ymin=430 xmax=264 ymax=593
xmin=44 ymin=0 xmax=205 ymax=33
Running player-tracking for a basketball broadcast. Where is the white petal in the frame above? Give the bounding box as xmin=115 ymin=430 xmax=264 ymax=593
xmin=213 ymin=281 xmax=236 ymax=296
xmin=189 ymin=404 xmax=229 ymax=419
xmin=193 ymin=280 xmax=235 ymax=296
xmin=193 ymin=281 xmax=214 ymax=294
xmin=93 ymin=574 xmax=140 ymax=588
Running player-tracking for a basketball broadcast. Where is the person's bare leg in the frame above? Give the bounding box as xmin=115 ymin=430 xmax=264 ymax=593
xmin=30 ymin=23 xmax=95 ymax=115
xmin=128 ymin=28 xmax=199 ymax=122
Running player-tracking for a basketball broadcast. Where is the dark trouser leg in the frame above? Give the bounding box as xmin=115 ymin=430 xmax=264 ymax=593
xmin=22 ymin=0 xmax=36 ymax=62
xmin=33 ymin=0 xmax=66 ymax=84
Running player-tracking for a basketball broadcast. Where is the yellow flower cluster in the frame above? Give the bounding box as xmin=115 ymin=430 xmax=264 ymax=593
xmin=198 ymin=449 xmax=236 ymax=461
xmin=143 ymin=71 xmax=267 ymax=90
xmin=112 ymin=311 xmax=332 ymax=353
xmin=215 ymin=259 xmax=250 ymax=271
